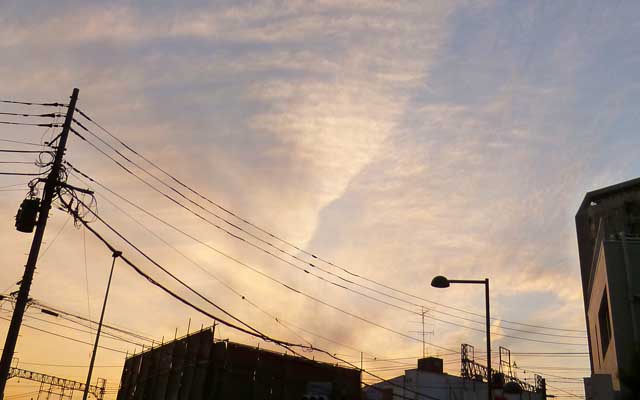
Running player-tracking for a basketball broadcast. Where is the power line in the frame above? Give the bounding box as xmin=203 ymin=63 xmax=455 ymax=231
xmin=59 ymin=194 xmax=312 ymax=355
xmin=0 ymin=183 xmax=29 ymax=190
xmin=65 ymin=171 xmax=453 ymax=349
xmin=0 ymin=172 xmax=44 ymax=176
xmin=70 ymin=210 xmax=438 ymax=400
xmin=61 ymin=212 xmax=441 ymax=400
xmin=31 ymin=302 xmax=157 ymax=345
xmin=516 ymin=366 xmax=589 ymax=371
xmin=38 ymin=215 xmax=72 ymax=260
xmin=0 ymin=121 xmax=61 ymax=127
xmin=59 ymin=191 xmax=462 ymax=400
xmin=15 ymin=362 xmax=121 ymax=368
xmin=0 ymin=139 xmax=44 ymax=146
xmin=93 ymin=192 xmax=422 ymax=364
xmin=0 ymin=296 xmax=156 ymax=347
xmin=1 ymin=291 xmax=157 ymax=348
xmin=0 ymin=149 xmax=48 ymax=154
xmin=0 ymin=316 xmax=127 ymax=354
xmin=58 ymin=191 xmax=439 ymax=399
xmin=513 ymin=365 xmax=583 ymax=381
xmin=0 ymin=100 xmax=67 ymax=107
xmin=62 ymin=193 xmax=286 ymax=345
xmin=68 ymin=133 xmax=449 ymax=321
xmin=71 ymin=120 xmax=454 ymax=321
xmin=546 ymin=383 xmax=584 ymax=399
xmin=82 ymin=184 xmax=315 ymax=349
xmin=0 ymin=112 xmax=60 ymax=118
xmin=17 ymin=312 xmax=146 ymax=348
xmin=65 ymin=161 xmax=586 ymax=346
xmin=73 ymin=109 xmax=586 ymax=335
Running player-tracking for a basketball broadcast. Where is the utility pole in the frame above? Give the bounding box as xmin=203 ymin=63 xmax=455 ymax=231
xmin=0 ymin=88 xmax=79 ymax=398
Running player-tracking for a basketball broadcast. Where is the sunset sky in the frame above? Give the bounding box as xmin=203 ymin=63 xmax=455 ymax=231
xmin=1 ymin=1 xmax=639 ymax=398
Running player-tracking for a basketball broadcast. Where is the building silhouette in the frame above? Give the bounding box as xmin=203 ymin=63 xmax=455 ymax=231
xmin=363 ymin=346 xmax=546 ymax=400
xmin=116 ymin=327 xmax=361 ymax=400
xmin=576 ymin=177 xmax=640 ymax=398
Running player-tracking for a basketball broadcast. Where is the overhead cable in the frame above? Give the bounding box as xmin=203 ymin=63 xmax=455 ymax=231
xmin=0 ymin=99 xmax=67 ymax=107
xmin=0 ymin=149 xmax=48 ymax=154
xmin=59 ymin=198 xmax=440 ymax=400
xmin=0 ymin=112 xmax=60 ymax=118
xmin=65 ymin=161 xmax=587 ymax=346
xmin=73 ymin=109 xmax=586 ymax=334
xmin=0 ymin=316 xmax=126 ymax=354
xmin=0 ymin=121 xmax=61 ymax=127
xmin=65 ymin=168 xmax=453 ymax=350
xmin=59 ymin=194 xmax=312 ymax=353
xmin=71 ymin=122 xmax=586 ymax=340
xmin=0 ymin=139 xmax=45 ymax=146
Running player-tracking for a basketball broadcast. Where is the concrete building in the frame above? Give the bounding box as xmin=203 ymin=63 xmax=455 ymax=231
xmin=116 ymin=327 xmax=361 ymax=400
xmin=576 ymin=178 xmax=640 ymax=398
xmin=363 ymin=350 xmax=545 ymax=400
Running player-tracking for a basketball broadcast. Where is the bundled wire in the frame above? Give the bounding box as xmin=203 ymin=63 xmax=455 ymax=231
xmin=63 ymin=144 xmax=587 ymax=346
xmin=0 ymin=112 xmax=62 ymax=118
xmin=74 ymin=109 xmax=586 ymax=335
xmin=56 ymin=190 xmax=438 ymax=400
xmin=0 ymin=99 xmax=67 ymax=107
xmin=0 ymin=121 xmax=62 ymax=127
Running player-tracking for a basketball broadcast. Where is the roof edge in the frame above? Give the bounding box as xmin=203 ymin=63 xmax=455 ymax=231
xmin=577 ymin=176 xmax=640 ymax=216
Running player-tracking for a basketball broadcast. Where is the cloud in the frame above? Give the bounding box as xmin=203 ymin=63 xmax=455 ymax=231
xmin=3 ymin=1 xmax=640 ymax=395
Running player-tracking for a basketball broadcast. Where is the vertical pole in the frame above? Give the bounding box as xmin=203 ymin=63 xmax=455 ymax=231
xmin=360 ymin=352 xmax=363 ymax=371
xmin=421 ymin=307 xmax=426 ymax=358
xmin=0 ymin=88 xmax=79 ymax=399
xmin=82 ymin=251 xmax=121 ymax=400
xmin=485 ymin=279 xmax=492 ymax=400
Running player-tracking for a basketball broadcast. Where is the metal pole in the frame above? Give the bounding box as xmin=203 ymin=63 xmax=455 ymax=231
xmin=421 ymin=307 xmax=426 ymax=358
xmin=82 ymin=251 xmax=121 ymax=400
xmin=485 ymin=278 xmax=492 ymax=400
xmin=0 ymin=88 xmax=79 ymax=398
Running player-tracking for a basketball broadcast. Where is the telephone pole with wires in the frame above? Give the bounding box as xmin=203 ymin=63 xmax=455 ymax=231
xmin=0 ymin=88 xmax=80 ymax=399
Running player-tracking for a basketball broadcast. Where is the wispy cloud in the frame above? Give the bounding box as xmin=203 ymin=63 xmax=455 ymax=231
xmin=1 ymin=1 xmax=638 ymax=394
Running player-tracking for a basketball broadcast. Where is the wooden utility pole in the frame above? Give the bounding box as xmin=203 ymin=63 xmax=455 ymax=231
xmin=0 ymin=88 xmax=79 ymax=398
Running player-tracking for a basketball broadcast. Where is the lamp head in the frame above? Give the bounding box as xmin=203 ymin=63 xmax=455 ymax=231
xmin=431 ymin=275 xmax=450 ymax=288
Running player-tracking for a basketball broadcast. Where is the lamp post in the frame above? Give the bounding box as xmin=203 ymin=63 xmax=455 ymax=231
xmin=82 ymin=251 xmax=121 ymax=400
xmin=431 ymin=276 xmax=492 ymax=400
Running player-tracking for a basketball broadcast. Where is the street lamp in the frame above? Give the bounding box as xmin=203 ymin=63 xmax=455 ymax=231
xmin=431 ymin=275 xmax=492 ymax=400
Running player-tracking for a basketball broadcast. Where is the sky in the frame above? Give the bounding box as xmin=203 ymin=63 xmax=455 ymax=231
xmin=1 ymin=0 xmax=639 ymax=398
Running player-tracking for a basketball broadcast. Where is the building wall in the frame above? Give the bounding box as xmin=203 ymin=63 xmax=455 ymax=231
xmin=211 ymin=342 xmax=361 ymax=400
xmin=576 ymin=179 xmax=640 ymax=394
xmin=117 ymin=330 xmax=361 ymax=400
xmin=587 ymin=242 xmax=619 ymax=389
xmin=585 ymin=237 xmax=640 ymax=394
xmin=363 ymin=370 xmax=544 ymax=400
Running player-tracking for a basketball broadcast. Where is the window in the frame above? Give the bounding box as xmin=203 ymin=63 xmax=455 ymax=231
xmin=598 ymin=289 xmax=612 ymax=357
